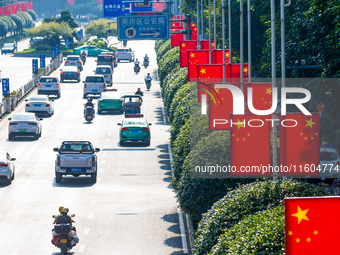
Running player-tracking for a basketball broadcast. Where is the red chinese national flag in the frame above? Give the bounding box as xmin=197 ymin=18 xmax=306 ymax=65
xmin=230 ymin=114 xmax=271 ymax=176
xmin=21 ymin=3 xmax=27 ymax=12
xmin=197 ymin=64 xmax=222 ymax=102
xmin=245 ymin=83 xmax=273 ymax=112
xmin=171 ymin=33 xmax=184 ymax=47
xmin=187 ymin=50 xmax=209 ymax=82
xmin=28 ymin=2 xmax=33 ymax=9
xmin=228 ymin=63 xmax=249 ymax=83
xmin=208 ymin=83 xmax=241 ymax=130
xmin=5 ymin=5 xmax=11 ymax=16
xmin=0 ymin=7 xmax=3 ymax=16
xmin=11 ymin=4 xmax=17 ymax=14
xmin=201 ymin=40 xmax=217 ymax=50
xmin=280 ymin=113 xmax=320 ymax=177
xmin=285 ymin=197 xmax=340 ymax=255
xmin=212 ymin=49 xmax=232 ymax=64
xmin=180 ymin=40 xmax=197 ymax=67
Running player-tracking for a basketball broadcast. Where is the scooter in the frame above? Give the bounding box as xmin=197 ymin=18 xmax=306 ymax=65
xmin=134 ymin=64 xmax=140 ymax=74
xmin=145 ymin=79 xmax=151 ymax=91
xmin=84 ymin=105 xmax=95 ymax=122
xmin=81 ymin=55 xmax=86 ymax=65
xmin=143 ymin=59 xmax=149 ymax=68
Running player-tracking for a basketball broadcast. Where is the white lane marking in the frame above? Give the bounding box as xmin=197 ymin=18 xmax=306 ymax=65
xmin=79 ymin=244 xmax=86 ymax=252
xmin=83 ymin=227 xmax=90 ymax=235
xmin=177 ymin=208 xmax=189 ymax=254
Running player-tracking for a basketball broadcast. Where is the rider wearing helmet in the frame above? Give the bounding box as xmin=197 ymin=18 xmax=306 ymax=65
xmin=145 ymin=73 xmax=152 ymax=82
xmin=135 ymin=88 xmax=144 ymax=97
xmin=85 ymin=98 xmax=94 ymax=107
xmin=55 ymin=207 xmax=72 ymax=226
xmin=144 ymin=54 xmax=149 ymax=62
xmin=134 ymin=58 xmax=140 ymax=65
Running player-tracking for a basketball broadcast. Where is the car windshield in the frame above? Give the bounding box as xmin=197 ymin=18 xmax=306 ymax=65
xmin=86 ymin=76 xmax=104 ymax=82
xmin=62 ymin=66 xmax=77 ymax=71
xmin=96 ymin=67 xmax=111 ymax=74
xmin=123 ymin=120 xmax=147 ymax=126
xmin=320 ymin=151 xmax=338 ymax=161
xmin=29 ymin=96 xmax=48 ymax=102
xmin=3 ymin=43 xmax=13 ymax=47
xmin=124 ymin=97 xmax=140 ymax=103
xmin=97 ymin=56 xmax=112 ymax=62
xmin=117 ymin=49 xmax=130 ymax=52
xmin=60 ymin=143 xmax=94 ymax=153
xmin=102 ymin=92 xmax=121 ymax=99
xmin=67 ymin=57 xmax=80 ymax=61
xmin=40 ymin=77 xmax=57 ymax=82
xmin=12 ymin=114 xmax=35 ymax=121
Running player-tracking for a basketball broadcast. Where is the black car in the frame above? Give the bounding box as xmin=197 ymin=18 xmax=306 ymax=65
xmin=96 ymin=53 xmax=117 ymax=69
xmin=1 ymin=43 xmax=16 ymax=54
xmin=60 ymin=66 xmax=80 ymax=82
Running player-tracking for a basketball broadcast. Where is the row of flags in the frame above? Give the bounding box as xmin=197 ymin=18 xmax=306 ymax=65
xmin=170 ymin=17 xmax=338 ymax=254
xmin=0 ymin=2 xmax=33 ymax=16
xmin=170 ymin=16 xmax=321 ymax=177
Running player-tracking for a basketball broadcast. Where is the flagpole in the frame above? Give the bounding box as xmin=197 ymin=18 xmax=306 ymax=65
xmin=222 ymin=0 xmax=226 ymax=81
xmin=209 ymin=0 xmax=212 ymax=64
xmin=228 ymin=0 xmax=232 ymax=63
xmin=240 ymin=0 xmax=244 ymax=92
xmin=214 ymin=0 xmax=217 ymax=50
xmin=201 ymin=0 xmax=204 ymax=40
xmin=271 ymin=0 xmax=278 ymax=181
xmin=197 ymin=0 xmax=200 ymax=49
xmin=247 ymin=0 xmax=252 ymax=82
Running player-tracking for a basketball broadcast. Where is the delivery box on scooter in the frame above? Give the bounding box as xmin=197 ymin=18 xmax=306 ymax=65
xmin=54 ymin=224 xmax=71 ymax=234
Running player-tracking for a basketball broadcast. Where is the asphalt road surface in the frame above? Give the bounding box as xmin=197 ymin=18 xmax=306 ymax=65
xmin=0 ymin=40 xmax=190 ymax=255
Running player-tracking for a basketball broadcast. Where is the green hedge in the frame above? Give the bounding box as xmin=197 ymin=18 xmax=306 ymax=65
xmin=155 ymin=39 xmax=166 ymax=56
xmin=158 ymin=46 xmax=180 ymax=85
xmin=27 ymin=10 xmax=37 ymax=21
xmin=168 ymin=82 xmax=191 ymax=123
xmin=193 ymin=180 xmax=330 ymax=255
xmin=156 ymin=39 xmax=172 ymax=63
xmin=209 ymin=206 xmax=285 ymax=255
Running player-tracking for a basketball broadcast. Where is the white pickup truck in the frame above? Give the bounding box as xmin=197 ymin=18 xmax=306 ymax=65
xmin=53 ymin=141 xmax=100 ymax=184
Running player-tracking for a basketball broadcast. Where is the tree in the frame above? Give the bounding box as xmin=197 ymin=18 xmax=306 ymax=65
xmin=85 ymin=19 xmax=117 ymax=47
xmin=43 ymin=10 xmax=78 ymax=29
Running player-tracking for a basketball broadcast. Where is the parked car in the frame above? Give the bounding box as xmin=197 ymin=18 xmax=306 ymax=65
xmin=25 ymin=95 xmax=54 ymax=116
xmin=98 ymin=92 xmax=123 ymax=114
xmin=37 ymin=76 xmax=61 ymax=98
xmin=1 ymin=42 xmax=16 ymax=54
xmin=320 ymin=146 xmax=340 ymax=179
xmin=60 ymin=66 xmax=80 ymax=82
xmin=83 ymin=75 xmax=106 ymax=98
xmin=115 ymin=48 xmax=135 ymax=62
xmin=64 ymin=55 xmax=83 ymax=71
xmin=73 ymin=45 xmax=109 ymax=56
xmin=8 ymin=113 xmax=42 ymax=140
xmin=0 ymin=151 xmax=16 ymax=185
xmin=94 ymin=65 xmax=113 ymax=86
xmin=53 ymin=141 xmax=100 ymax=183
xmin=96 ymin=53 xmax=117 ymax=69
xmin=118 ymin=117 xmax=151 ymax=146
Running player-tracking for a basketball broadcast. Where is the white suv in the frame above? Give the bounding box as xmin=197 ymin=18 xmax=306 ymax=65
xmin=38 ymin=76 xmax=61 ymax=98
xmin=83 ymin=75 xmax=106 ymax=98
xmin=94 ymin=65 xmax=113 ymax=86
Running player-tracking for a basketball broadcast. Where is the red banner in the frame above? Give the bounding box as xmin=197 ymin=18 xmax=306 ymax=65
xmin=280 ymin=113 xmax=320 ymax=176
xmin=245 ymin=83 xmax=273 ymax=113
xmin=201 ymin=40 xmax=217 ymax=50
xmin=0 ymin=7 xmax=3 ymax=16
xmin=197 ymin=64 xmax=222 ymax=102
xmin=28 ymin=2 xmax=33 ymax=9
xmin=187 ymin=50 xmax=209 ymax=82
xmin=212 ymin=49 xmax=232 ymax=64
xmin=179 ymin=40 xmax=197 ymax=67
xmin=11 ymin=4 xmax=17 ymax=14
xmin=228 ymin=63 xmax=249 ymax=83
xmin=5 ymin=5 xmax=11 ymax=16
xmin=21 ymin=3 xmax=27 ymax=12
xmin=230 ymin=114 xmax=271 ymax=176
xmin=285 ymin=197 xmax=340 ymax=255
xmin=171 ymin=33 xmax=184 ymax=47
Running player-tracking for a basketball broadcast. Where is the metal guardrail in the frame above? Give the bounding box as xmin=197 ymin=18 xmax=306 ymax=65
xmin=0 ymin=54 xmax=63 ymax=119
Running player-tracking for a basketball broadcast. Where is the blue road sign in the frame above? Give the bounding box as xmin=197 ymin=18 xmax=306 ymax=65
xmin=118 ymin=14 xmax=169 ymax=40
xmin=51 ymin=46 xmax=56 ymax=58
xmin=55 ymin=44 xmax=60 ymax=56
xmin=40 ymin=55 xmax=45 ymax=68
xmin=65 ymin=39 xmax=70 ymax=49
xmin=103 ymin=0 xmax=131 ymax=17
xmin=32 ymin=59 xmax=38 ymax=74
xmin=2 ymin=78 xmax=10 ymax=96
xmin=131 ymin=2 xmax=153 ymax=13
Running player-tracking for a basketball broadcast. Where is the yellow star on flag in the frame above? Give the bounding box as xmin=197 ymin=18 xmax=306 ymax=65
xmin=181 ymin=43 xmax=186 ymax=47
xmin=292 ymin=206 xmax=309 ymax=224
xmin=243 ymin=67 xmax=248 ymax=74
xmin=305 ymin=118 xmax=316 ymax=129
xmin=190 ymin=53 xmax=195 ymax=58
xmin=211 ymin=42 xmax=215 ymax=47
xmin=288 ymin=231 xmax=293 ymax=236
xmin=306 ymin=237 xmax=311 ymax=243
xmin=234 ymin=119 xmax=245 ymax=130
xmin=266 ymin=87 xmax=272 ymax=95
xmin=314 ymin=230 xmax=318 ymax=235
xmin=200 ymin=68 xmax=206 ymax=74
xmin=194 ymin=28 xmax=197 ymax=31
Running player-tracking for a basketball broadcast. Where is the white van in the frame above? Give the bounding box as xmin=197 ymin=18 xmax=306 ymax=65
xmin=94 ymin=65 xmax=113 ymax=86
xmin=83 ymin=75 xmax=106 ymax=98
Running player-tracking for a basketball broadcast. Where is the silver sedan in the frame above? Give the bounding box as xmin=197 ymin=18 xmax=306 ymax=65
xmin=0 ymin=151 xmax=15 ymax=185
xmin=8 ymin=113 xmax=42 ymax=140
xmin=25 ymin=95 xmax=54 ymax=116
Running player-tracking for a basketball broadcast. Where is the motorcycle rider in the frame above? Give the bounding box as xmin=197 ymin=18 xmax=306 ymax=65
xmin=81 ymin=51 xmax=86 ymax=64
xmin=143 ymin=54 xmax=149 ymax=66
xmin=134 ymin=58 xmax=140 ymax=73
xmin=84 ymin=98 xmax=94 ymax=115
xmin=145 ymin=73 xmax=152 ymax=89
xmin=135 ymin=88 xmax=144 ymax=97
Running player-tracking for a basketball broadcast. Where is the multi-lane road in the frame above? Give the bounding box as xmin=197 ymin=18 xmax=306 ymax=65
xmin=0 ymin=40 xmax=190 ymax=254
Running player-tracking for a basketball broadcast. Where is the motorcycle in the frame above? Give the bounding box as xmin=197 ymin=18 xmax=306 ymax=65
xmin=143 ymin=59 xmax=149 ymax=68
xmin=84 ymin=105 xmax=95 ymax=122
xmin=134 ymin=64 xmax=140 ymax=74
xmin=52 ymin=214 xmax=78 ymax=255
xmin=145 ymin=78 xmax=151 ymax=91
xmin=81 ymin=54 xmax=86 ymax=65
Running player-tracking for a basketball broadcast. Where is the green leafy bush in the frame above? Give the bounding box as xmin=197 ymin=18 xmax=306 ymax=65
xmin=168 ymin=82 xmax=191 ymax=123
xmin=158 ymin=46 xmax=180 ymax=84
xmin=155 ymin=39 xmax=166 ymax=53
xmin=194 ymin=180 xmax=330 ymax=255
xmin=161 ymin=64 xmax=180 ymax=95
xmin=156 ymin=39 xmax=171 ymax=63
xmin=27 ymin=9 xmax=37 ymax=21
xmin=209 ymin=206 xmax=285 ymax=255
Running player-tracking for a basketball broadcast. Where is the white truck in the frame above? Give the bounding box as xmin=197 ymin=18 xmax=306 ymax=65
xmin=53 ymin=141 xmax=100 ymax=184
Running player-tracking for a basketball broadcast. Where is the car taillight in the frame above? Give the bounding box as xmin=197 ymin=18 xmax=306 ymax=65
xmin=0 ymin=162 xmax=8 ymax=167
xmin=65 ymin=61 xmax=68 ymax=63
xmin=121 ymin=128 xmax=129 ymax=132
xmin=46 ymin=104 xmax=50 ymax=107
xmin=75 ymin=72 xmax=79 ymax=74
xmin=57 ymin=156 xmax=60 ymax=166
xmin=9 ymin=122 xmax=17 ymax=125
xmin=61 ymin=72 xmax=65 ymax=75
xmin=56 ymin=84 xmax=59 ymax=87
xmin=92 ymin=157 xmax=95 ymax=167
xmin=38 ymin=84 xmax=41 ymax=87
xmin=78 ymin=61 xmax=81 ymax=63
xmin=99 ymin=99 xmax=103 ymax=102
xmin=141 ymin=128 xmax=149 ymax=132
xmin=28 ymin=122 xmax=37 ymax=125
xmin=26 ymin=104 xmax=30 ymax=107
xmin=84 ymin=83 xmax=87 ymax=88
xmin=103 ymin=83 xmax=106 ymax=88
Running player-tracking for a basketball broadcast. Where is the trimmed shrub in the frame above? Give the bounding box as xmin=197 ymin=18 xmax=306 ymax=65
xmin=27 ymin=9 xmax=37 ymax=21
xmin=209 ymin=206 xmax=285 ymax=255
xmin=161 ymin=64 xmax=180 ymax=98
xmin=156 ymin=39 xmax=171 ymax=63
xmin=194 ymin=180 xmax=330 ymax=255
xmin=168 ymin=82 xmax=191 ymax=123
xmin=17 ymin=11 xmax=33 ymax=28
xmin=10 ymin=14 xmax=24 ymax=32
xmin=0 ymin=19 xmax=8 ymax=38
xmin=158 ymin=46 xmax=180 ymax=84
xmin=155 ymin=39 xmax=166 ymax=54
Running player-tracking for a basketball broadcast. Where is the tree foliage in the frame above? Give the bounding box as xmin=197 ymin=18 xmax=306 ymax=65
xmin=85 ymin=19 xmax=117 ymax=41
